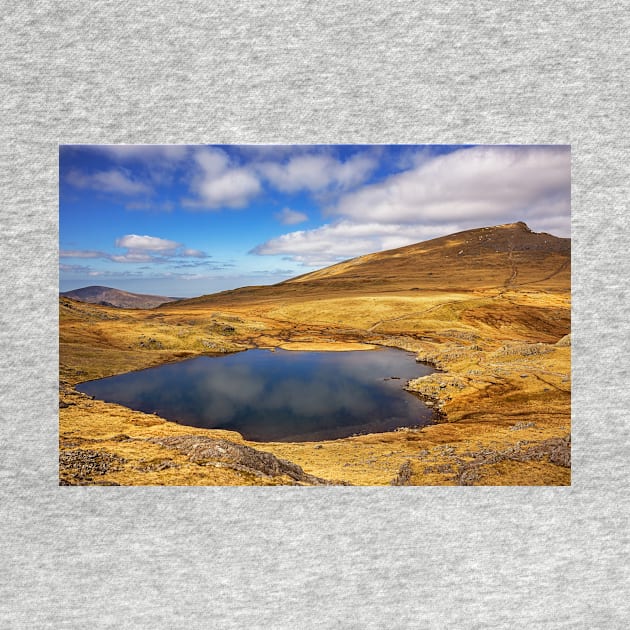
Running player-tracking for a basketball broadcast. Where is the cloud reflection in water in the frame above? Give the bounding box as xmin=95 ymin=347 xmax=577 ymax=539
xmin=77 ymin=348 xmax=434 ymax=441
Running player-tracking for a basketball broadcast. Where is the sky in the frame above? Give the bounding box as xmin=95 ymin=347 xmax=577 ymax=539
xmin=59 ymin=144 xmax=571 ymax=297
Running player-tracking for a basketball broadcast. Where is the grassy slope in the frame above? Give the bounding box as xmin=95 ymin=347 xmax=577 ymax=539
xmin=60 ymin=222 xmax=571 ymax=485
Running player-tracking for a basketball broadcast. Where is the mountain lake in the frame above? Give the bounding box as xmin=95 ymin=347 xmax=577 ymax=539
xmin=76 ymin=348 xmax=436 ymax=442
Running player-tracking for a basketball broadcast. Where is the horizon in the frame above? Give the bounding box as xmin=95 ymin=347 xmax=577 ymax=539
xmin=59 ymin=220 xmax=568 ymax=300
xmin=60 ymin=144 xmax=571 ymax=297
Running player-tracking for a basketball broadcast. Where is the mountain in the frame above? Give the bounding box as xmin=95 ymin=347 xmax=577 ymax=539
xmin=167 ymin=222 xmax=570 ymax=309
xmin=60 ymin=221 xmax=571 ymax=486
xmin=60 ymin=286 xmax=181 ymax=309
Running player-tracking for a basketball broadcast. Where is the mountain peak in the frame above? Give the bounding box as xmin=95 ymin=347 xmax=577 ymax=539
xmin=505 ymin=221 xmax=532 ymax=231
xmin=165 ymin=222 xmax=570 ymax=309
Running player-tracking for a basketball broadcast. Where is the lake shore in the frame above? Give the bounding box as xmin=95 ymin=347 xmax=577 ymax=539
xmin=60 ymin=291 xmax=570 ymax=486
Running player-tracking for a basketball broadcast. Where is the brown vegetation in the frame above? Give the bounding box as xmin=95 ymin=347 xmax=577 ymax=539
xmin=60 ymin=222 xmax=571 ymax=485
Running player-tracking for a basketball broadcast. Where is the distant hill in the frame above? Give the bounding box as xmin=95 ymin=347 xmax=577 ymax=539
xmin=60 ymin=286 xmax=181 ymax=309
xmin=166 ymin=222 xmax=570 ymax=309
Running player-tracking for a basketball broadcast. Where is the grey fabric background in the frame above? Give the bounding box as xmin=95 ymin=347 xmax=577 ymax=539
xmin=1 ymin=1 xmax=628 ymax=627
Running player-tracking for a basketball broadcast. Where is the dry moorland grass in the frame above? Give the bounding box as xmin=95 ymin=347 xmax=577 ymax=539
xmin=60 ymin=223 xmax=571 ymax=486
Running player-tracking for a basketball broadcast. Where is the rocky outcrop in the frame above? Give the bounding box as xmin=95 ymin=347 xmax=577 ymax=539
xmin=390 ymin=460 xmax=413 ymax=485
xmin=455 ymin=435 xmax=571 ymax=485
xmin=147 ymin=435 xmax=345 ymax=485
xmin=59 ymin=449 xmax=127 ymax=485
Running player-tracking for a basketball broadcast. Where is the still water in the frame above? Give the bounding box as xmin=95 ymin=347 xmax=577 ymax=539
xmin=76 ymin=348 xmax=435 ymax=442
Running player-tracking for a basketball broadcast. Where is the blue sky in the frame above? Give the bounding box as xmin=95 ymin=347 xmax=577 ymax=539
xmin=59 ymin=144 xmax=571 ymax=297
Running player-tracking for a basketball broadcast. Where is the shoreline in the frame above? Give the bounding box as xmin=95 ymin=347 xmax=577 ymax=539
xmin=59 ymin=286 xmax=570 ymax=485
xmin=69 ymin=342 xmax=442 ymax=443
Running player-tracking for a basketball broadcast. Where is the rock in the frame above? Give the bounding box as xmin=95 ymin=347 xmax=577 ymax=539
xmin=422 ymin=463 xmax=454 ymax=474
xmin=201 ymin=340 xmax=230 ymax=352
xmin=454 ymin=435 xmax=571 ymax=485
xmin=555 ymin=334 xmax=571 ymax=347
xmin=509 ymin=421 xmax=536 ymax=431
xmin=59 ymin=449 xmax=127 ymax=484
xmin=148 ymin=435 xmax=344 ymax=485
xmin=139 ymin=337 xmax=163 ymax=349
xmin=390 ymin=460 xmax=413 ymax=485
xmin=548 ymin=437 xmax=571 ymax=467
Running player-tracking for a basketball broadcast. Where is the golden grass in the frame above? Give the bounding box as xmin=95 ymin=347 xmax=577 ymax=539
xmin=60 ymin=223 xmax=571 ymax=486
xmin=60 ymin=287 xmax=570 ymax=486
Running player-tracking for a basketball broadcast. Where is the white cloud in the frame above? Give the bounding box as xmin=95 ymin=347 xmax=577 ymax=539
xmin=252 ymin=146 xmax=571 ymax=267
xmin=251 ymin=220 xmax=458 ymax=267
xmin=257 ymin=152 xmax=377 ymax=193
xmin=115 ymin=234 xmax=181 ymax=253
xmin=99 ymin=146 xmax=190 ymax=187
xmin=181 ymin=248 xmax=207 ymax=258
xmin=66 ymin=169 xmax=152 ymax=196
xmin=110 ymin=252 xmax=158 ymax=263
xmin=334 ymin=153 xmax=379 ymax=190
xmin=61 ymin=235 xmax=210 ymax=265
xmin=275 ymin=207 xmax=308 ymax=225
xmin=334 ymin=145 xmax=570 ymax=226
xmin=184 ymin=147 xmax=261 ymax=209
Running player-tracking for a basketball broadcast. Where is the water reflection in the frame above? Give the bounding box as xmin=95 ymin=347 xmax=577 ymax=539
xmin=77 ymin=348 xmax=435 ymax=442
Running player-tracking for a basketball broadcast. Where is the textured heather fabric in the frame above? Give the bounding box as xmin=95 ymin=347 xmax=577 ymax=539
xmin=1 ymin=2 xmax=628 ymax=628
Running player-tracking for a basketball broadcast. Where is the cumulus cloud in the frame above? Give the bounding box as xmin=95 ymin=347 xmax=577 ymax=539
xmin=251 ymin=220 xmax=459 ymax=267
xmin=275 ymin=207 xmax=308 ymax=225
xmin=334 ymin=145 xmax=570 ymax=226
xmin=183 ymin=147 xmax=261 ymax=209
xmin=115 ymin=234 xmax=181 ymax=253
xmin=181 ymin=148 xmax=377 ymax=210
xmin=252 ymin=146 xmax=570 ymax=267
xmin=66 ymin=169 xmax=152 ymax=196
xmin=257 ymin=152 xmax=377 ymax=193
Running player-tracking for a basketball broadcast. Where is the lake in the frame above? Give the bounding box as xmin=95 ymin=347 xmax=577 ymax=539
xmin=76 ymin=348 xmax=435 ymax=442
